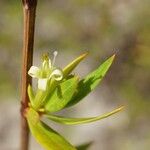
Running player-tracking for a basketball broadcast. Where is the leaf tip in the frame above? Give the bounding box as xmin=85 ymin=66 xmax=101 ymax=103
xmin=111 ymin=54 xmax=116 ymax=60
xmin=116 ymin=106 xmax=125 ymax=112
xmin=80 ymin=51 xmax=89 ymax=59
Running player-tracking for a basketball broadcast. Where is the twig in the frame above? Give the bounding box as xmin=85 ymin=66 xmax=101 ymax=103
xmin=20 ymin=0 xmax=37 ymax=150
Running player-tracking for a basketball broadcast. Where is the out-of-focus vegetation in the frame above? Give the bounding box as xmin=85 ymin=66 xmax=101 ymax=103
xmin=0 ymin=0 xmax=150 ymax=150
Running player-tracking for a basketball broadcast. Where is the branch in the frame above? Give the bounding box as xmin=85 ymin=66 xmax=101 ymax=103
xmin=20 ymin=1 xmax=37 ymax=150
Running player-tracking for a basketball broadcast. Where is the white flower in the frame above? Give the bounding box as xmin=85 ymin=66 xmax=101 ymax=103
xmin=49 ymin=69 xmax=63 ymax=81
xmin=28 ymin=66 xmax=40 ymax=78
xmin=28 ymin=51 xmax=63 ymax=90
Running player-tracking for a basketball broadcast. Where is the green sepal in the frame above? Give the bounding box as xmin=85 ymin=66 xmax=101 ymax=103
xmin=32 ymin=89 xmax=47 ymax=110
xmin=44 ymin=106 xmax=124 ymax=125
xmin=66 ymin=55 xmax=115 ymax=107
xmin=32 ymin=79 xmax=59 ymax=110
xmin=26 ymin=108 xmax=76 ymax=150
xmin=63 ymin=52 xmax=88 ymax=78
xmin=27 ymin=84 xmax=35 ymax=106
xmin=44 ymin=76 xmax=79 ymax=112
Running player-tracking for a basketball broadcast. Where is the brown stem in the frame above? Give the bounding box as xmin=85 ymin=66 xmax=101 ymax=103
xmin=20 ymin=0 xmax=37 ymax=150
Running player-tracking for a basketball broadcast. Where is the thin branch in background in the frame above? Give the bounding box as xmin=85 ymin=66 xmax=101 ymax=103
xmin=20 ymin=0 xmax=37 ymax=150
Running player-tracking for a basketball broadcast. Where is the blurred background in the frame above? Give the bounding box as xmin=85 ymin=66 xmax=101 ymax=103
xmin=0 ymin=0 xmax=150 ymax=150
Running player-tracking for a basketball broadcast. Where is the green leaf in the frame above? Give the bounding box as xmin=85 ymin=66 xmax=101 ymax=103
xmin=27 ymin=84 xmax=35 ymax=106
xmin=76 ymin=142 xmax=93 ymax=150
xmin=44 ymin=77 xmax=79 ymax=112
xmin=63 ymin=52 xmax=88 ymax=78
xmin=26 ymin=108 xmax=76 ymax=150
xmin=66 ymin=55 xmax=115 ymax=107
xmin=44 ymin=106 xmax=124 ymax=125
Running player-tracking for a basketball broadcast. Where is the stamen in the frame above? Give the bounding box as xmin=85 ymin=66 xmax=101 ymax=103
xmin=42 ymin=53 xmax=49 ymax=61
xmin=52 ymin=51 xmax=58 ymax=66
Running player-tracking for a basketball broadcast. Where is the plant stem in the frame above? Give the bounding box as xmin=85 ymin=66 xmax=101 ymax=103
xmin=21 ymin=1 xmax=37 ymax=150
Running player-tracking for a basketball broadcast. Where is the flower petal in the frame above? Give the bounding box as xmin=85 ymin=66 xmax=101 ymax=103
xmin=28 ymin=66 xmax=40 ymax=78
xmin=38 ymin=78 xmax=48 ymax=90
xmin=50 ymin=69 xmax=63 ymax=81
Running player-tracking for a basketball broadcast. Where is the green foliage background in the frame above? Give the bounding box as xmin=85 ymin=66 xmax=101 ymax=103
xmin=0 ymin=0 xmax=150 ymax=150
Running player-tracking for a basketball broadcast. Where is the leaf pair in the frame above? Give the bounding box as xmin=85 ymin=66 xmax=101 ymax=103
xmin=26 ymin=107 xmax=123 ymax=150
xmin=26 ymin=52 xmax=124 ymax=150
